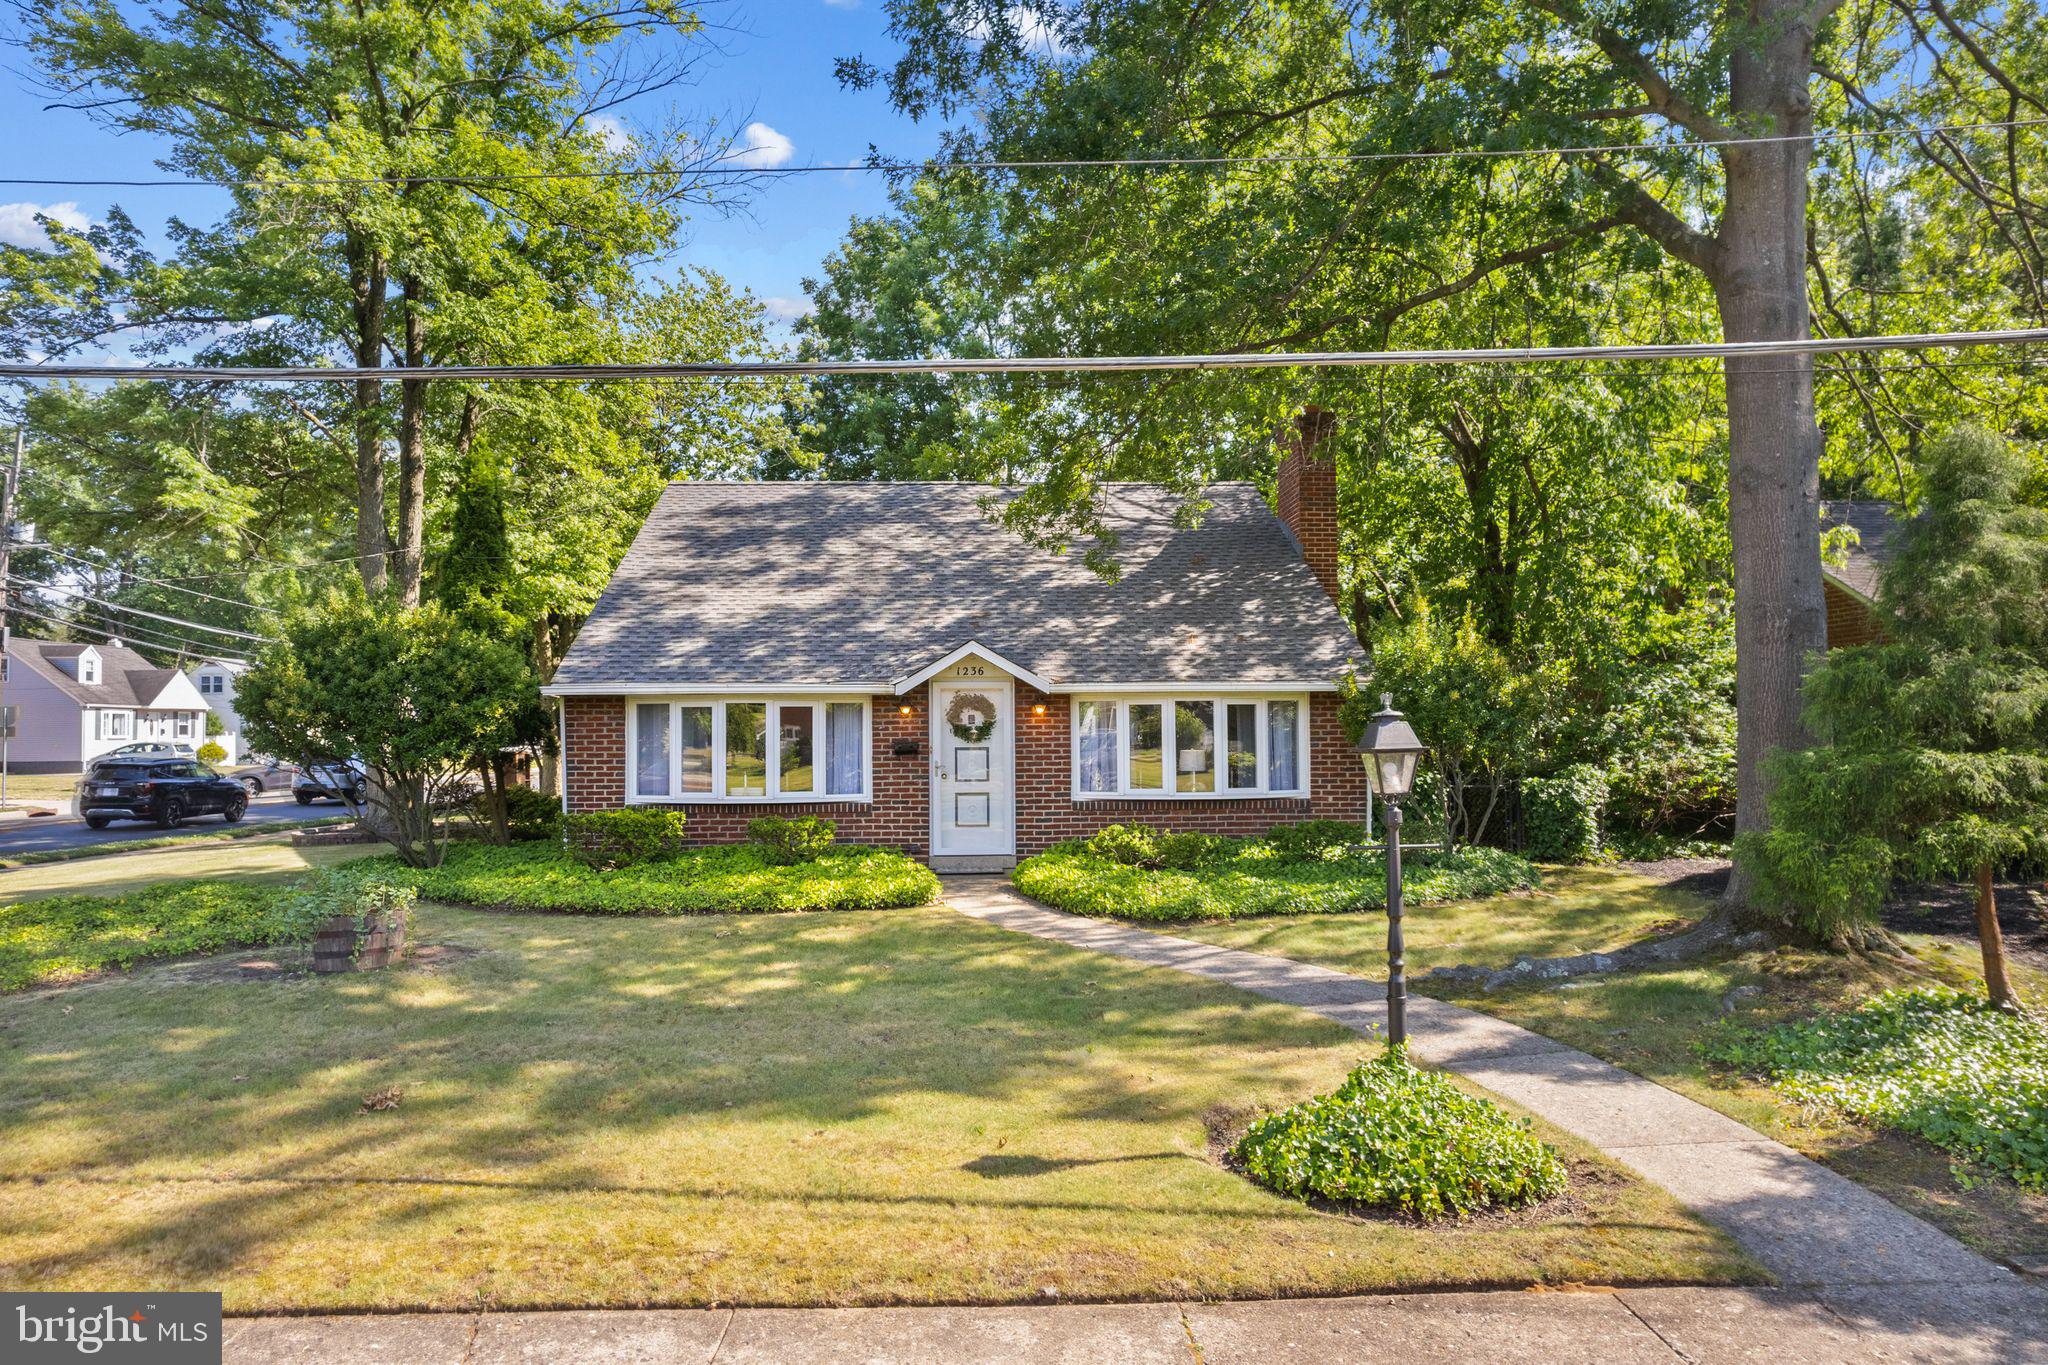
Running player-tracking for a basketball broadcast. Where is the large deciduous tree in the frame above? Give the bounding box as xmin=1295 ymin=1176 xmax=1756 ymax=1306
xmin=16 ymin=0 xmax=748 ymax=603
xmin=835 ymin=0 xmax=2047 ymax=908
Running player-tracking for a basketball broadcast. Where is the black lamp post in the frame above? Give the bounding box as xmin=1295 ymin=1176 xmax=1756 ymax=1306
xmin=1357 ymin=694 xmax=1427 ymax=1048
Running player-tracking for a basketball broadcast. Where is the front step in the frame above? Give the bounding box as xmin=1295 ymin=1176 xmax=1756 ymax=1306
xmin=928 ymin=854 xmax=1016 ymax=874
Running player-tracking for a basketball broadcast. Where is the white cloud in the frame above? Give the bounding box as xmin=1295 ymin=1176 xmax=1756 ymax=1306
xmin=823 ymin=0 xmax=858 ymax=7
xmin=0 ymin=201 xmax=90 ymax=249
xmin=730 ymin=121 xmax=796 ymax=169
xmin=762 ymin=295 xmax=812 ymax=321
xmin=586 ymin=114 xmax=635 ymax=153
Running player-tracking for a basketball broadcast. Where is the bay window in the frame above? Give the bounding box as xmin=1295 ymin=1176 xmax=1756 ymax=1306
xmin=628 ymin=698 xmax=869 ymax=802
xmin=1071 ymin=694 xmax=1309 ymax=799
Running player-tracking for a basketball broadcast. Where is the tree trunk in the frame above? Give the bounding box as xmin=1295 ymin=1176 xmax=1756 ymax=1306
xmin=1976 ymin=861 xmax=2020 ymax=1009
xmin=349 ymin=242 xmax=390 ymax=596
xmin=1712 ymin=6 xmax=1831 ymax=913
xmin=395 ymin=274 xmax=428 ymax=608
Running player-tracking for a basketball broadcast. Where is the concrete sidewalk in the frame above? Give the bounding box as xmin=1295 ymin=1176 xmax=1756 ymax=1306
xmin=224 ymin=1282 xmax=2048 ymax=1363
xmin=942 ymin=878 xmax=2016 ymax=1294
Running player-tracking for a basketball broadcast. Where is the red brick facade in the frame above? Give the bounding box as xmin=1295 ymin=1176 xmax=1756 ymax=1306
xmin=1824 ymin=579 xmax=1884 ymax=649
xmin=561 ymin=684 xmax=1369 ymax=861
xmin=1276 ymin=405 xmax=1342 ymax=608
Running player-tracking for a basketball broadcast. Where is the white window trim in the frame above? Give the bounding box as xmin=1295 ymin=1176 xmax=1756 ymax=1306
xmin=97 ymin=709 xmax=133 ymax=741
xmin=1069 ymin=694 xmax=1311 ymax=801
xmin=624 ymin=695 xmax=872 ymax=805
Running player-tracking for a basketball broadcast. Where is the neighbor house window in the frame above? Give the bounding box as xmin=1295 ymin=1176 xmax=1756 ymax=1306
xmin=628 ymin=698 xmax=870 ymax=802
xmin=174 ymin=712 xmax=194 ymax=739
xmin=96 ymin=710 xmax=131 ymax=740
xmin=80 ymin=656 xmax=99 ymax=684
xmin=1072 ymin=695 xmax=1310 ymax=800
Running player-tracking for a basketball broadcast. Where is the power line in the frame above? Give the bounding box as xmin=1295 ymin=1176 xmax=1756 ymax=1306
xmin=1 ymin=116 xmax=2040 ymax=190
xmin=4 ymin=575 xmax=277 ymax=641
xmin=36 ymin=544 xmax=282 ymax=615
xmin=3 ymin=326 xmax=2045 ymax=384
xmin=5 ymin=600 xmax=254 ymax=663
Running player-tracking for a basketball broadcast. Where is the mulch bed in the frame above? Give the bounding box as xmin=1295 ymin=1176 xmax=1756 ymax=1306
xmin=1623 ymin=856 xmax=2048 ymax=971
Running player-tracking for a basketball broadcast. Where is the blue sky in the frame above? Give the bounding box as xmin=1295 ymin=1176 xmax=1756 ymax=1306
xmin=0 ymin=0 xmax=944 ymax=345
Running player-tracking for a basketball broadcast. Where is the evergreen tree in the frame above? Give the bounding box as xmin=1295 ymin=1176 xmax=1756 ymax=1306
xmin=1739 ymin=429 xmax=2048 ymax=1002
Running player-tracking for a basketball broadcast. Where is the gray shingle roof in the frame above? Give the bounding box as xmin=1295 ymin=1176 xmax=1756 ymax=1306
xmin=1821 ymin=500 xmax=1905 ymax=602
xmin=549 ymin=482 xmax=1362 ymax=692
xmin=5 ymin=638 xmax=188 ymax=708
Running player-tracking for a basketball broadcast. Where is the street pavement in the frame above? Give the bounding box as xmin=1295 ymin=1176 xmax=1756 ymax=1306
xmin=0 ymin=791 xmax=341 ymax=856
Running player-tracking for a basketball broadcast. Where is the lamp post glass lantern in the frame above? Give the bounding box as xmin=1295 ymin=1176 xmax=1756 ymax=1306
xmin=1358 ymin=694 xmax=1427 ymax=1049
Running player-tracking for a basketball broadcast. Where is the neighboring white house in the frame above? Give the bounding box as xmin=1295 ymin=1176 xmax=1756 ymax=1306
xmin=190 ymin=658 xmax=253 ymax=762
xmin=1 ymin=637 xmax=212 ymax=773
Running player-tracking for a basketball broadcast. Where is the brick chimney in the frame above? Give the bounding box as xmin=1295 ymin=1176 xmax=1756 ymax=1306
xmin=1276 ymin=405 xmax=1341 ymax=607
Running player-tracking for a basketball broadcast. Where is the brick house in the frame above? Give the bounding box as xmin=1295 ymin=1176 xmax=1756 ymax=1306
xmin=1820 ymin=500 xmax=1901 ymax=649
xmin=544 ymin=415 xmax=1367 ymax=870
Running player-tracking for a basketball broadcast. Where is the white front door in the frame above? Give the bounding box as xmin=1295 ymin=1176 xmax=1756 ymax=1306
xmin=931 ymin=676 xmax=1014 ymax=858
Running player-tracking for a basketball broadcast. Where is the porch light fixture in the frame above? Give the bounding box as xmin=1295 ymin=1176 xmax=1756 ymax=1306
xmin=1032 ymin=703 xmax=1047 ymax=716
xmin=899 ymin=704 xmax=914 ymax=716
xmin=1356 ymin=694 xmax=1427 ymax=1048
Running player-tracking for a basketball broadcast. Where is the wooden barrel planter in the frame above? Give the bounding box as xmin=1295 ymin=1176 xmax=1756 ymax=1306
xmin=311 ymin=911 xmax=410 ymax=974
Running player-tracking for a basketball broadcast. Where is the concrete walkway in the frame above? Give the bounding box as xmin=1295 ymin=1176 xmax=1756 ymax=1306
xmin=942 ymin=878 xmax=2014 ymax=1293
xmin=222 ymin=1282 xmax=2048 ymax=1363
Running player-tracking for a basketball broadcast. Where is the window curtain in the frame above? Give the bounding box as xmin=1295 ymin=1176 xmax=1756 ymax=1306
xmin=1267 ymin=701 xmax=1300 ymax=791
xmin=635 ymin=703 xmax=671 ymax=796
xmin=826 ymin=702 xmax=864 ymax=795
xmin=1077 ymin=701 xmax=1118 ymax=792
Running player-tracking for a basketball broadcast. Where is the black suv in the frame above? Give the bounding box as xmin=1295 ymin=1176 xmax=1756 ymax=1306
xmin=79 ymin=760 xmax=251 ymax=830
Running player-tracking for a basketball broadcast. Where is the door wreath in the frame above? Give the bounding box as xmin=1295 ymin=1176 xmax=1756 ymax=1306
xmin=946 ymin=692 xmax=999 ymax=744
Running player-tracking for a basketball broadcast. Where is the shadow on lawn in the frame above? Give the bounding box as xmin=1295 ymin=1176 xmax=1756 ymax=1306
xmin=0 ymin=904 xmax=1354 ymax=1252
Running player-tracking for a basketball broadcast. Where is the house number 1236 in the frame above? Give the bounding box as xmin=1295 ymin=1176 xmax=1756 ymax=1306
xmin=953 ymin=664 xmax=986 ymax=676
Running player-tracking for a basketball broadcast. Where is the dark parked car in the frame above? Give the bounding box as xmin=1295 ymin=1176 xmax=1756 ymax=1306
xmin=78 ymin=760 xmax=250 ymax=829
xmin=294 ymin=759 xmax=367 ymax=805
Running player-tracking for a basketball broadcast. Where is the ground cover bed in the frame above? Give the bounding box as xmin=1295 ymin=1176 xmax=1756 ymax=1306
xmin=1160 ymin=863 xmax=2048 ymax=1271
xmin=0 ymin=878 xmax=1758 ymax=1311
xmin=1012 ymin=821 xmax=1537 ymax=921
xmin=392 ymin=839 xmax=941 ymax=913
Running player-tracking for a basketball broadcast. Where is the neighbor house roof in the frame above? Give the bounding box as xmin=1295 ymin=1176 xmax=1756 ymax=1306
xmin=4 ymin=638 xmax=192 ymax=709
xmin=548 ymin=482 xmax=1362 ymax=694
xmin=1820 ymin=500 xmax=1905 ymax=603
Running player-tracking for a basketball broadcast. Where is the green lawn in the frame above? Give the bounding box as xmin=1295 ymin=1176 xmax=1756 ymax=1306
xmin=0 ymin=863 xmax=1757 ymax=1311
xmin=1160 ymin=865 xmax=2048 ymax=1272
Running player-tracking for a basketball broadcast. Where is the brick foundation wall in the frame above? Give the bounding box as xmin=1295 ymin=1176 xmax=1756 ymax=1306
xmin=1824 ymin=580 xmax=1884 ymax=648
xmin=1012 ymin=685 xmax=1369 ymax=856
xmin=562 ymin=683 xmax=1366 ymax=861
xmin=562 ymin=688 xmax=931 ymax=856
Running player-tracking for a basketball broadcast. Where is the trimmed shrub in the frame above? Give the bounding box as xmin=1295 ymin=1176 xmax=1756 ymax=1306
xmin=1265 ymin=819 xmax=1368 ymax=860
xmin=396 ymin=841 xmax=939 ymax=914
xmin=1522 ymin=764 xmax=1608 ymax=863
xmin=748 ymin=815 xmax=836 ymax=864
xmin=500 ymin=786 xmax=563 ymax=841
xmin=1085 ymin=823 xmax=1162 ymax=867
xmin=1232 ymin=1050 xmax=1568 ymax=1219
xmin=196 ymin=740 xmax=228 ymax=765
xmin=564 ymin=808 xmax=689 ymax=870
xmin=1155 ymin=830 xmax=1231 ymax=870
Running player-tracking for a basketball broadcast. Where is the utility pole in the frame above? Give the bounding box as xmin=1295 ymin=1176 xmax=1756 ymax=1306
xmin=0 ymin=427 xmax=21 ymax=808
